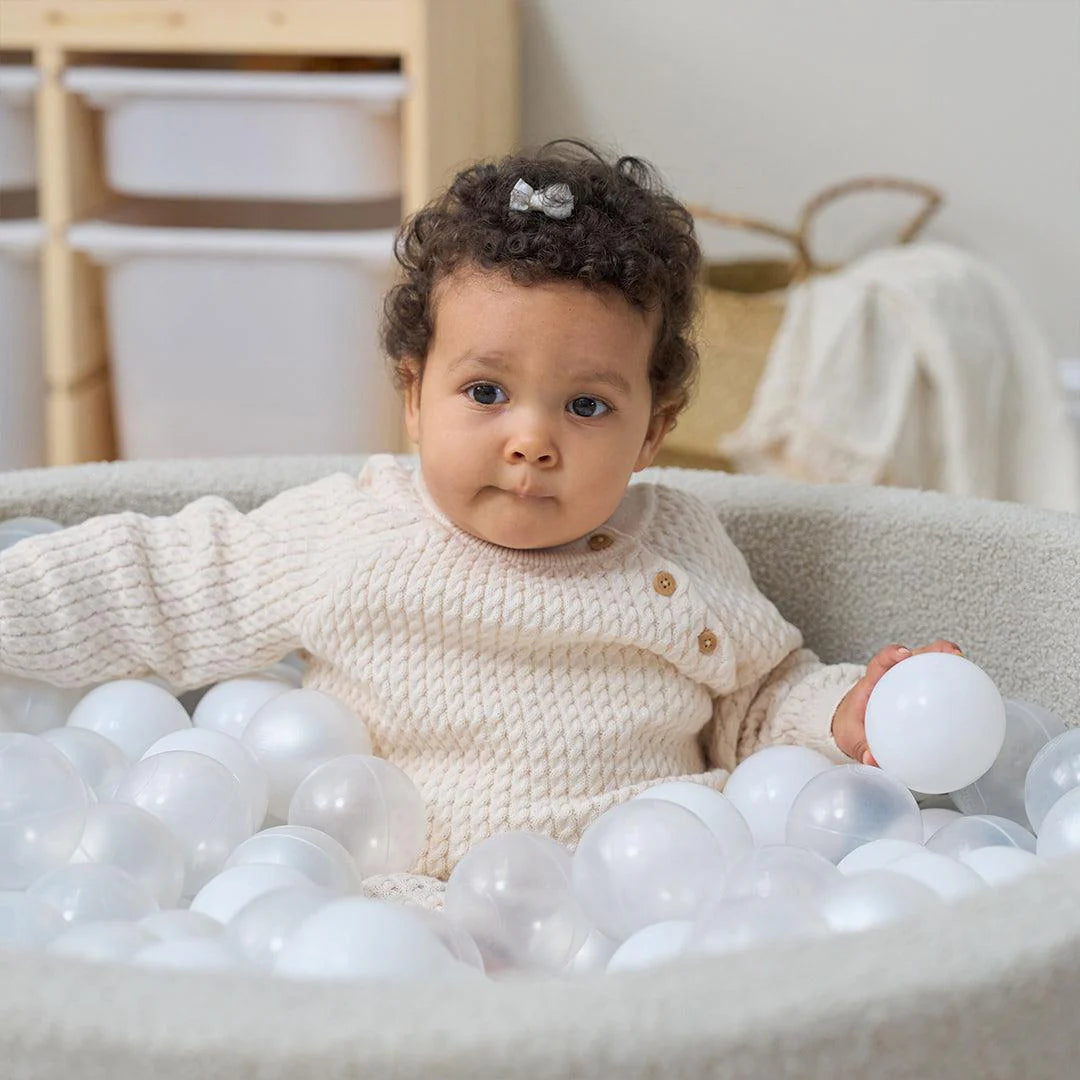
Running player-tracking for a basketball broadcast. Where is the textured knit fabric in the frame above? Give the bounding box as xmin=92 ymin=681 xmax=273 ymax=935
xmin=0 ymin=455 xmax=861 ymax=881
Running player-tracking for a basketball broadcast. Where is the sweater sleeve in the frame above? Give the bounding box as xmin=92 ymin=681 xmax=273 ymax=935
xmin=0 ymin=472 xmax=370 ymax=692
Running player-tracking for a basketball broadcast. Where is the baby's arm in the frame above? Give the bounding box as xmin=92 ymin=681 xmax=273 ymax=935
xmin=0 ymin=474 xmax=356 ymax=692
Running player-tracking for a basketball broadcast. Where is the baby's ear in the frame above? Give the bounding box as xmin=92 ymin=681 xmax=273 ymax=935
xmin=633 ymin=409 xmax=676 ymax=472
xmin=401 ymin=358 xmax=423 ymax=442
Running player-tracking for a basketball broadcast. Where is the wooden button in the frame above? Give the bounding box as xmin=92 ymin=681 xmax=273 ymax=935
xmin=653 ymin=571 xmax=677 ymax=597
xmin=587 ymin=533 xmax=614 ymax=551
xmin=698 ymin=629 xmax=718 ymax=655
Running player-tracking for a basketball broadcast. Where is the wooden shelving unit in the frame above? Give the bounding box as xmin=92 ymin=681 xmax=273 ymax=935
xmin=0 ymin=0 xmax=520 ymax=464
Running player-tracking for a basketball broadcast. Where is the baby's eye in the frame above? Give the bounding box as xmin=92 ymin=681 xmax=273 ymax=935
xmin=568 ymin=396 xmax=610 ymax=418
xmin=466 ymin=383 xmax=507 ymax=406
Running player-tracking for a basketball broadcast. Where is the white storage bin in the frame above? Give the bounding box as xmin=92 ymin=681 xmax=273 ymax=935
xmin=63 ymin=67 xmax=406 ymax=202
xmin=68 ymin=218 xmax=401 ymax=459
xmin=0 ymin=219 xmax=45 ymax=469
xmin=0 ymin=67 xmax=39 ymax=190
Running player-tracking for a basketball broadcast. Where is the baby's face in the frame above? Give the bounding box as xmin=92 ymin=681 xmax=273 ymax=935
xmin=403 ymin=268 xmax=670 ymax=550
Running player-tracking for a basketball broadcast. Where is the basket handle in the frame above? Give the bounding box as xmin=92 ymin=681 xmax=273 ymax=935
xmin=688 ymin=175 xmax=943 ymax=277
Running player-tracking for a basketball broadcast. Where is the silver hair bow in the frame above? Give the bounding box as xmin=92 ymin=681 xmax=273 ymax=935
xmin=509 ymin=178 xmax=574 ymax=220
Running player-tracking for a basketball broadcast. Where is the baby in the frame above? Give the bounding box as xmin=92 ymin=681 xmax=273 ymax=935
xmin=0 ymin=140 xmax=959 ymax=904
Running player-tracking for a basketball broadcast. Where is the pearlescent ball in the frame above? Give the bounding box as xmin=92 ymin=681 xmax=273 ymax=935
xmin=1024 ymin=728 xmax=1080 ymax=832
xmin=287 ymin=754 xmax=425 ymax=878
xmin=816 ymin=869 xmax=940 ymax=934
xmin=837 ymin=838 xmax=926 ymax=875
xmin=564 ymin=926 xmax=620 ymax=975
xmin=865 ymin=653 xmax=1006 ymax=793
xmin=633 ymin=781 xmax=753 ymax=863
xmin=925 ymin=814 xmax=1036 ymax=858
xmin=571 ymin=800 xmax=727 ymax=942
xmin=67 ymin=679 xmax=191 ymax=760
xmin=446 ymin=831 xmax=589 ymax=974
xmin=884 ymin=850 xmax=986 ymax=901
xmin=786 ymin=764 xmax=923 ymax=863
xmin=958 ymin=846 xmax=1045 ymax=885
xmin=686 ymin=894 xmax=826 ymax=957
xmin=242 ymin=689 xmax=372 ymax=821
xmin=138 ymin=908 xmax=223 ymax=941
xmin=0 ymin=890 xmax=68 ymax=949
xmin=0 ymin=732 xmax=90 ymax=888
xmin=1036 ymin=786 xmax=1080 ymax=859
xmin=192 ymin=676 xmax=292 ymax=740
xmin=133 ymin=937 xmax=244 ymax=972
xmin=27 ymin=863 xmax=158 ymax=925
xmin=225 ymin=825 xmax=362 ymax=894
xmin=224 ymin=884 xmax=336 ymax=970
xmin=189 ymin=863 xmax=314 ymax=924
xmin=722 ymin=844 xmax=842 ymax=903
xmin=606 ymin=920 xmax=694 ymax=973
xmin=920 ymin=807 xmax=963 ymax=841
xmin=47 ymin=920 xmax=154 ymax=962
xmin=41 ymin=726 xmax=129 ymax=801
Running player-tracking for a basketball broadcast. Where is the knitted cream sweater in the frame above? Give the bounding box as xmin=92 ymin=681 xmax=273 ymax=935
xmin=0 ymin=455 xmax=862 ymax=883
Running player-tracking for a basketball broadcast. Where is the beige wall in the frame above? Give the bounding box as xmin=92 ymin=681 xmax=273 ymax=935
xmin=519 ymin=0 xmax=1080 ymax=357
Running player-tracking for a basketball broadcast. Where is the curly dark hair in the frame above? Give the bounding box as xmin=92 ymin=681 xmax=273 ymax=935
xmin=380 ymin=139 xmax=702 ymax=422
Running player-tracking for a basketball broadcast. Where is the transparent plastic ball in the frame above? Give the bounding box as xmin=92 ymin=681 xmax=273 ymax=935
xmin=606 ymin=919 xmax=694 ymax=974
xmin=1024 ymin=728 xmax=1080 ymax=832
xmin=571 ymin=799 xmax=726 ymax=943
xmin=273 ymin=897 xmax=456 ymax=982
xmin=836 ymin=838 xmax=926 ymax=876
xmin=47 ymin=920 xmax=154 ymax=962
xmin=920 ymin=807 xmax=963 ymax=840
xmin=958 ymin=846 xmax=1045 ymax=886
xmin=721 ymin=745 xmax=835 ymax=847
xmin=111 ymin=749 xmax=254 ymax=897
xmin=407 ymin=907 xmax=486 ymax=973
xmin=67 ymin=679 xmax=191 ymax=760
xmin=785 ymin=764 xmax=923 ymax=863
xmin=138 ymin=908 xmax=223 ymax=942
xmin=445 ymin=831 xmax=589 ymax=975
xmin=242 ymin=689 xmax=372 ymax=821
xmin=27 ymin=863 xmax=158 ymax=925
xmin=721 ymin=844 xmax=842 ymax=903
xmin=257 ymin=660 xmax=305 ymax=688
xmin=0 ymin=732 xmax=90 ymax=888
xmin=951 ymin=699 xmax=1067 ymax=826
xmin=686 ymin=894 xmax=826 ymax=958
xmin=69 ymin=800 xmax=186 ymax=908
xmin=925 ymin=813 xmax=1036 ymax=858
xmin=564 ymin=926 xmax=620 ymax=975
xmin=143 ymin=726 xmax=269 ymax=832
xmin=191 ymin=676 xmax=293 ymax=740
xmin=884 ymin=850 xmax=986 ymax=901
xmin=816 ymin=868 xmax=941 ymax=934
xmin=864 ymin=653 xmax=1006 ymax=793
xmin=0 ymin=890 xmax=68 ymax=949
xmin=633 ymin=780 xmax=753 ymax=863
xmin=189 ymin=863 xmax=314 ymax=924
xmin=1036 ymin=786 xmax=1080 ymax=859
xmin=223 ymin=884 xmax=336 ymax=970
xmin=0 ymin=516 xmax=63 ymax=550
xmin=0 ymin=674 xmax=88 ymax=735
xmin=133 ymin=937 xmax=244 ymax=972
xmin=287 ymin=754 xmax=425 ymax=878
xmin=224 ymin=824 xmax=362 ymax=894
xmin=40 ymin=726 xmax=129 ymax=801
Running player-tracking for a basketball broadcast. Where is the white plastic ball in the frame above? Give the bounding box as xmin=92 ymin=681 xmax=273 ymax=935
xmin=287 ymin=754 xmax=425 ymax=878
xmin=921 ymin=807 xmax=963 ymax=840
xmin=606 ymin=920 xmax=694 ymax=973
xmin=70 ymin=800 xmax=186 ymax=908
xmin=189 ymin=863 xmax=314 ymax=924
xmin=816 ymin=869 xmax=941 ymax=934
xmin=191 ymin=676 xmax=292 ymax=740
xmin=686 ymin=894 xmax=826 ymax=957
xmin=958 ymin=846 xmax=1045 ymax=886
xmin=27 ymin=863 xmax=158 ymax=925
xmin=111 ymin=749 xmax=253 ymax=897
xmin=564 ymin=926 xmax=620 ymax=975
xmin=0 ymin=732 xmax=90 ymax=888
xmin=143 ymin=726 xmax=269 ymax=832
xmin=721 ymin=844 xmax=842 ymax=903
xmin=138 ymin=908 xmax=222 ymax=941
xmin=1024 ymin=728 xmax=1080 ymax=832
xmin=884 ymin=850 xmax=986 ymax=901
xmin=224 ymin=825 xmax=361 ymax=894
xmin=633 ymin=781 xmax=753 ymax=863
xmin=925 ymin=814 xmax=1036 ymax=858
xmin=223 ymin=884 xmax=336 ymax=970
xmin=47 ymin=920 xmax=154 ymax=962
xmin=41 ymin=726 xmax=129 ymax=801
xmin=67 ymin=679 xmax=191 ymax=760
xmin=445 ymin=831 xmax=589 ymax=975
xmin=837 ymin=838 xmax=927 ymax=876
xmin=864 ymin=653 xmax=1006 ymax=793
xmin=133 ymin=937 xmax=243 ymax=972
xmin=273 ymin=897 xmax=456 ymax=982
xmin=241 ymin=689 xmax=372 ymax=821
xmin=721 ymin=745 xmax=835 ymax=847
xmin=1036 ymin=786 xmax=1080 ymax=859
xmin=785 ymin=764 xmax=923 ymax=863
xmin=571 ymin=799 xmax=726 ymax=943
xmin=951 ymin=699 xmax=1067 ymax=826
xmin=0 ymin=890 xmax=68 ymax=949
xmin=0 ymin=674 xmax=87 ymax=735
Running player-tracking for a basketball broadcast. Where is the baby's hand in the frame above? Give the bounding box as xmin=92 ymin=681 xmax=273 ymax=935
xmin=831 ymin=640 xmax=964 ymax=765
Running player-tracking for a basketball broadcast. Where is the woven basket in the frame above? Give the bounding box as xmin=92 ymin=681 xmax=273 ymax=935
xmin=655 ymin=177 xmax=943 ymax=470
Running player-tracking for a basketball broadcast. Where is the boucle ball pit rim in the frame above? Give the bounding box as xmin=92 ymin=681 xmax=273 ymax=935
xmin=1 ymin=455 xmax=1078 ymax=1080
